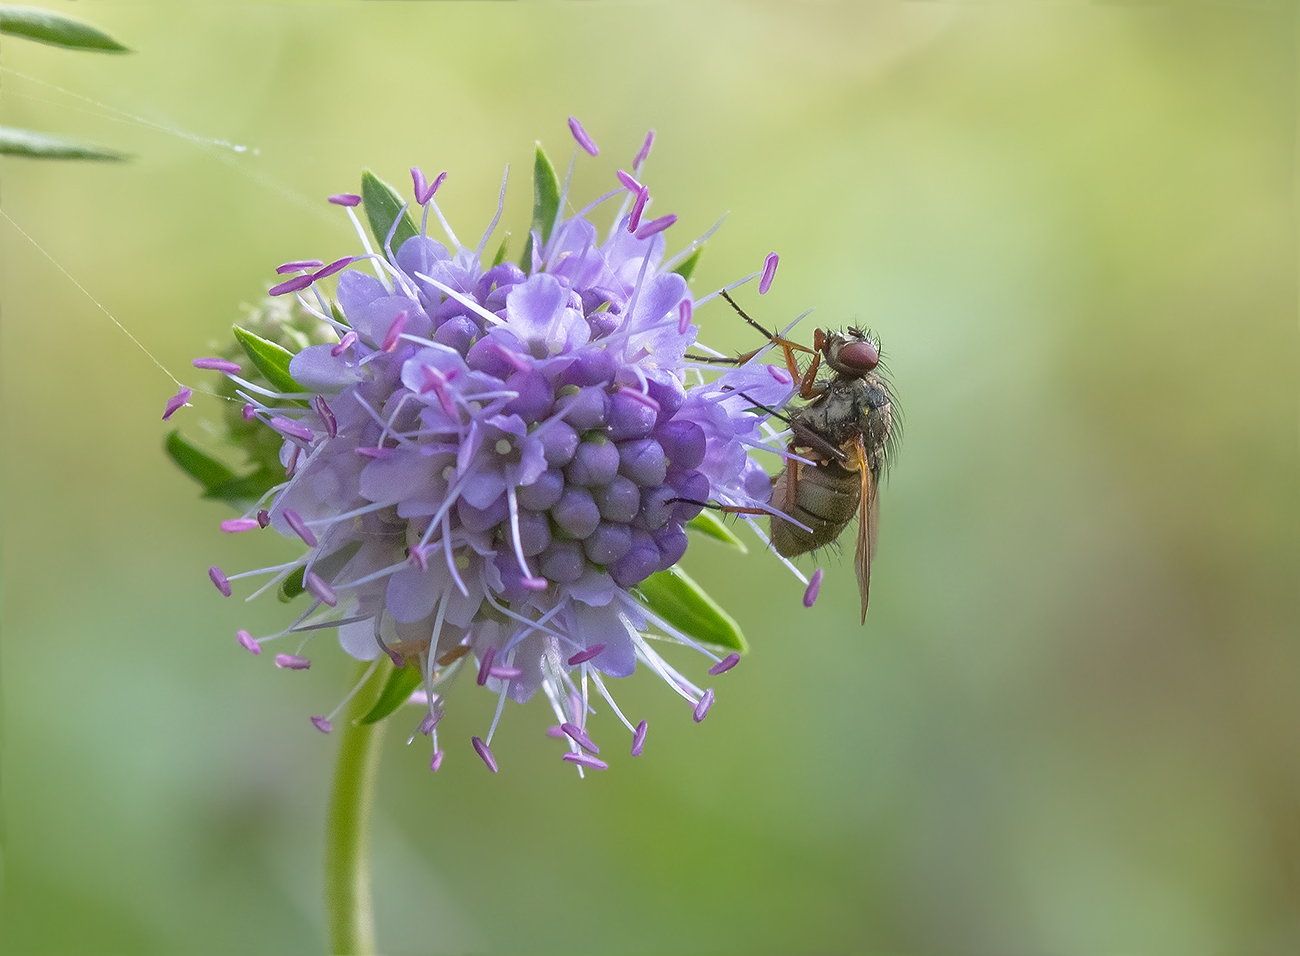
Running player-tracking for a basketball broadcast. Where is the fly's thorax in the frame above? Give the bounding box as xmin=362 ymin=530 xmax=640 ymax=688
xmin=858 ymin=372 xmax=893 ymax=465
xmin=796 ymin=380 xmax=860 ymax=448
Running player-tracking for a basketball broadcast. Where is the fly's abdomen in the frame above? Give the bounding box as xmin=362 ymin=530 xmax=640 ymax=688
xmin=769 ymin=461 xmax=861 ymax=557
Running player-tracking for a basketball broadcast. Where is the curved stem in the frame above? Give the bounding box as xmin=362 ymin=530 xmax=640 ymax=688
xmin=324 ymin=658 xmax=392 ymax=956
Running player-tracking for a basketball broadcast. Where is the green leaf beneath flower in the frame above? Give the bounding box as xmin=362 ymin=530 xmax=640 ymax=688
xmin=0 ymin=6 xmax=130 ymax=52
xmin=330 ymin=300 xmax=349 ymax=327
xmin=361 ymin=169 xmax=417 ymax=255
xmin=165 ymin=431 xmax=236 ymax=491
xmin=205 ymin=469 xmax=281 ymax=507
xmin=492 ymin=232 xmax=510 ymax=267
xmin=166 ymin=431 xmax=281 ymax=509
xmin=686 ymin=511 xmax=748 ymax=553
xmin=0 ymin=126 xmax=128 ymax=161
xmin=278 ymin=567 xmax=305 ymax=603
xmin=671 ymin=247 xmax=702 ymax=282
xmin=357 ymin=663 xmax=423 ymax=725
xmin=525 ymin=144 xmax=560 ymax=262
xmin=279 ymin=540 xmax=361 ymax=603
xmin=636 ymin=566 xmax=748 ymax=653
xmin=232 ymin=326 xmax=304 ymax=395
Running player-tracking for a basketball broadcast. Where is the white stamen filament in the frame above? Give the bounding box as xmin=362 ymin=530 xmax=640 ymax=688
xmin=485 ymin=647 xmax=513 ymax=744
xmin=551 ymin=148 xmax=578 ymax=249
xmin=345 ymin=207 xmax=392 ymax=291
xmin=331 ymin=558 xmax=409 ymax=593
xmin=741 ymin=516 xmax=810 ymax=585
xmin=475 ymin=165 xmax=510 ymax=260
xmin=588 ymin=670 xmax=637 ymax=735
xmin=505 ymin=485 xmax=535 ymax=583
xmin=414 ymin=272 xmax=505 ymax=327
xmin=323 ymin=659 xmax=382 ymax=722
xmin=440 ymin=512 xmax=469 ymax=598
xmin=426 ymin=197 xmax=461 ymax=250
xmin=661 ymin=213 xmax=728 ymax=274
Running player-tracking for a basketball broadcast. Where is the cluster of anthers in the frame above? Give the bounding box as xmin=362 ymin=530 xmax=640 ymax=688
xmin=168 ymin=120 xmax=824 ymax=774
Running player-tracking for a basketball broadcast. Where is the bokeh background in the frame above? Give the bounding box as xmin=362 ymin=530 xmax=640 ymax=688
xmin=3 ymin=2 xmax=1298 ymax=953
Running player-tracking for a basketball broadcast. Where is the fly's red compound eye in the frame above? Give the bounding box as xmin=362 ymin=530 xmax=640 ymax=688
xmin=837 ymin=339 xmax=879 ymax=374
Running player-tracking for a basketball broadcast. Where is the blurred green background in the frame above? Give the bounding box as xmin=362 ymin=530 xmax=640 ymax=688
xmin=3 ymin=2 xmax=1297 ymax=953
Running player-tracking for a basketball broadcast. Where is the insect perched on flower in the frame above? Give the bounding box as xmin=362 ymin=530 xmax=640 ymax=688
xmin=688 ymin=288 xmax=897 ymax=623
xmin=166 ymin=121 xmax=840 ymax=774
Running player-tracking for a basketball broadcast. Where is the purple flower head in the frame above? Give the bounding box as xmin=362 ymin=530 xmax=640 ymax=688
xmin=190 ymin=124 xmax=818 ymax=774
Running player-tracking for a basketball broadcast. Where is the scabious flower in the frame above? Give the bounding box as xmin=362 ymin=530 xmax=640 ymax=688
xmin=185 ymin=122 xmax=808 ymax=773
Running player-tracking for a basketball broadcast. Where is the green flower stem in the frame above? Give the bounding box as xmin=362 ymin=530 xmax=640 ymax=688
xmin=324 ymin=657 xmax=394 ymax=956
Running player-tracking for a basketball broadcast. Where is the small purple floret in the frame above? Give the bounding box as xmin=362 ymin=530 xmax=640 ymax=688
xmin=803 ymin=568 xmax=824 ymax=608
xmin=631 ymin=719 xmax=648 ymax=756
xmin=430 ymin=750 xmax=444 ymax=772
xmin=281 ymin=508 xmax=319 ymax=547
xmin=759 ymin=252 xmax=779 ymax=294
xmin=269 ymin=274 xmax=314 ymax=297
xmin=472 ymin=736 xmax=498 ymax=772
xmin=561 ymin=722 xmax=600 ymax=755
xmin=693 ymin=688 xmax=715 ymax=722
xmin=562 ymin=752 xmax=608 ymax=771
xmin=192 ymin=357 xmax=241 ymax=374
xmin=568 ymin=117 xmax=599 ymax=156
xmin=236 ymin=629 xmax=261 ymax=655
xmin=275 ymin=654 xmax=311 ymax=670
xmin=312 ymin=256 xmax=354 ymax=280
xmin=209 ymin=565 xmax=231 ymax=597
xmin=162 ymin=386 xmax=192 ymax=421
xmin=329 ymin=193 xmax=361 ymax=206
xmin=276 ymin=259 xmax=324 ymax=274
xmin=708 ymin=653 xmax=740 ymax=676
xmin=311 ymin=715 xmax=333 ymax=733
xmin=221 ymin=518 xmax=259 ymax=533
xmin=634 ymin=129 xmax=655 ymax=169
xmin=305 ymin=571 xmax=338 ymax=607
xmin=567 ymin=643 xmax=605 ymax=666
xmin=628 ymin=186 xmax=649 ymax=233
xmin=476 ymin=646 xmax=496 ymax=686
xmin=241 ymin=403 xmax=257 ymax=422
xmin=635 ymin=214 xmax=676 ymax=241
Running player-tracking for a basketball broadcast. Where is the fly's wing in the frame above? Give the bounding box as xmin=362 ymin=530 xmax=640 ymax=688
xmin=849 ymin=438 xmax=879 ymax=624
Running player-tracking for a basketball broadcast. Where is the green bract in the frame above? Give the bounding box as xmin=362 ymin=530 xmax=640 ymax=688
xmin=0 ymin=5 xmax=130 ymax=52
xmin=361 ymin=170 xmax=418 ymax=254
xmin=232 ymin=326 xmax=306 ymax=395
xmin=637 ymin=567 xmax=748 ymax=654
